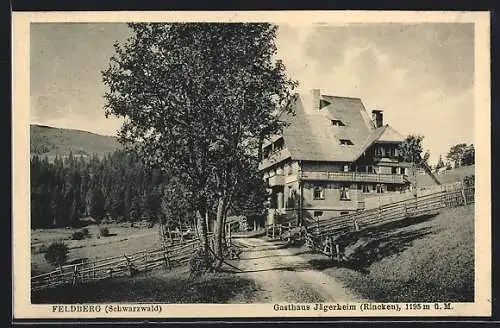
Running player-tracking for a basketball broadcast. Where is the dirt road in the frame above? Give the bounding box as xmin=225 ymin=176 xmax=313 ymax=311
xmin=230 ymin=237 xmax=368 ymax=303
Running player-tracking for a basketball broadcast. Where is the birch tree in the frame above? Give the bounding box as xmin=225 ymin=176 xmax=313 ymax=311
xmin=102 ymin=23 xmax=297 ymax=268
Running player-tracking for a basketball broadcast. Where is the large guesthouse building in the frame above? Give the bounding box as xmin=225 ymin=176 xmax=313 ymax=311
xmin=259 ymin=89 xmax=414 ymax=225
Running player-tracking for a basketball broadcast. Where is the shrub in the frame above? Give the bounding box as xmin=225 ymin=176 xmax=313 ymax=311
xmin=463 ymin=174 xmax=475 ymax=187
xmin=71 ymin=231 xmax=85 ymax=240
xmin=99 ymin=227 xmax=110 ymax=237
xmin=37 ymin=244 xmax=48 ymax=254
xmin=80 ymin=228 xmax=89 ymax=236
xmin=189 ymin=248 xmax=215 ymax=279
xmin=44 ymin=241 xmax=69 ymax=269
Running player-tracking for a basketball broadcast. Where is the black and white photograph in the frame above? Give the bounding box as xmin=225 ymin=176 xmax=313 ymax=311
xmin=12 ymin=11 xmax=491 ymax=319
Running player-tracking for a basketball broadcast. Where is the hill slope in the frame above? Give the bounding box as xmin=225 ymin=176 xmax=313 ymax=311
xmin=415 ymin=164 xmax=475 ymax=187
xmin=326 ymin=204 xmax=474 ymax=302
xmin=30 ymin=124 xmax=122 ymax=159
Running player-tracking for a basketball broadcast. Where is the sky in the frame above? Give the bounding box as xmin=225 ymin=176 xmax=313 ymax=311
xmin=30 ymin=22 xmax=475 ymax=165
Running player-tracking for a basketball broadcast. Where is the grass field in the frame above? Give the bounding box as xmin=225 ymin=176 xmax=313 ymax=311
xmin=315 ymin=204 xmax=475 ymax=302
xmin=416 ymin=164 xmax=474 ymax=187
xmin=31 ymin=266 xmax=256 ymax=304
xmin=31 ymin=224 xmax=160 ymax=276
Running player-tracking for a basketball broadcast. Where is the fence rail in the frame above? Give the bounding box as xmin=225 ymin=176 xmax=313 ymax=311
xmin=31 ymin=233 xmax=216 ymax=292
xmin=266 ymin=185 xmax=474 ymax=259
xmin=304 ymin=185 xmax=474 ymax=260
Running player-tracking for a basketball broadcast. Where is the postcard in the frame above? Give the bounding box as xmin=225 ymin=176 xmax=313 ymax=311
xmin=12 ymin=10 xmax=491 ymax=319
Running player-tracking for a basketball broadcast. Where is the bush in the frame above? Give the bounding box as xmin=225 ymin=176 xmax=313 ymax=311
xmin=71 ymin=231 xmax=85 ymax=240
xmin=80 ymin=228 xmax=89 ymax=236
xmin=99 ymin=227 xmax=110 ymax=237
xmin=463 ymin=174 xmax=475 ymax=187
xmin=37 ymin=244 xmax=48 ymax=254
xmin=44 ymin=241 xmax=69 ymax=269
xmin=189 ymin=248 xmax=215 ymax=279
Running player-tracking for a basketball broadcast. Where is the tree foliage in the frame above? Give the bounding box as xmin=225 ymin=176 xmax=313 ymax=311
xmin=446 ymin=143 xmax=475 ymax=168
xmin=434 ymin=155 xmax=445 ymax=172
xmin=397 ymin=135 xmax=431 ymax=167
xmin=30 ymin=150 xmax=167 ymax=228
xmin=44 ymin=241 xmax=69 ymax=269
xmin=89 ymin=188 xmax=106 ymax=221
xmin=102 ymin=23 xmax=297 ymax=267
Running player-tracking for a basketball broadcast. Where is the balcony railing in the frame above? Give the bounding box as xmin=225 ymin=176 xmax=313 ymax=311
xmin=258 ymin=148 xmax=292 ymax=171
xmin=268 ymin=174 xmax=285 ymax=186
xmin=300 ymin=171 xmax=406 ymax=184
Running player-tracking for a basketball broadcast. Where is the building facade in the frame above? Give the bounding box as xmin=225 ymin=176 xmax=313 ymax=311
xmin=258 ymin=89 xmax=414 ymax=225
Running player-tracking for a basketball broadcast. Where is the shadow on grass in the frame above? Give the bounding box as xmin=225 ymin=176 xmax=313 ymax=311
xmin=101 ymin=233 xmax=118 ymax=237
xmin=308 ymin=213 xmax=439 ymax=272
xmin=31 ymin=269 xmax=257 ymax=304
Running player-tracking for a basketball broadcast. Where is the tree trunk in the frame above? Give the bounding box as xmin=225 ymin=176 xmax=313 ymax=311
xmin=195 ymin=209 xmax=208 ymax=253
xmin=213 ymin=197 xmax=226 ymax=269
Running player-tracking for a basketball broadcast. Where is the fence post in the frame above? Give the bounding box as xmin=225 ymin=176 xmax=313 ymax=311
xmin=329 ymin=236 xmax=334 ymax=260
xmin=72 ymin=265 xmax=78 ymax=286
xmin=461 ymin=183 xmax=468 ymax=206
xmin=353 ymin=219 xmax=359 ymax=232
xmin=335 ymin=244 xmax=341 ymax=262
xmin=272 ymin=224 xmax=275 ymax=239
xmin=144 ymin=252 xmax=149 ymax=271
xmin=125 ymin=254 xmax=134 ymax=277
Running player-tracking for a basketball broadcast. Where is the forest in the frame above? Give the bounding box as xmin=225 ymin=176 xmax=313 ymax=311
xmin=30 ymin=150 xmax=267 ymax=229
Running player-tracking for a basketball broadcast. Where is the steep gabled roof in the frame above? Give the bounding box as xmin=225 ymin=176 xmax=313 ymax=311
xmin=266 ymin=92 xmax=404 ymax=164
xmin=357 ymin=124 xmax=405 ymax=156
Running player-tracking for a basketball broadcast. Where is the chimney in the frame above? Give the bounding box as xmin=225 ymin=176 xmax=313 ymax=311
xmin=311 ymin=89 xmax=320 ymax=112
xmin=372 ymin=110 xmax=384 ymax=128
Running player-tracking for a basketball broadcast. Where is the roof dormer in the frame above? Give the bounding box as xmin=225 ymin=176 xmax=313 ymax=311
xmin=331 ymin=119 xmax=345 ymax=127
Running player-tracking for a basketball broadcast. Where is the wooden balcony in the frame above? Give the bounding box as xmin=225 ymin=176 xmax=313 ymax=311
xmin=258 ymin=148 xmax=292 ymax=171
xmin=300 ymin=171 xmax=406 ymax=184
xmin=268 ymin=174 xmax=285 ymax=186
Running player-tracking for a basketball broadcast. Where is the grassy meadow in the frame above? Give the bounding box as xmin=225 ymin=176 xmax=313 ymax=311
xmin=31 ymin=223 xmax=160 ymax=276
xmin=32 ymin=266 xmax=256 ymax=304
xmin=318 ymin=204 xmax=475 ymax=302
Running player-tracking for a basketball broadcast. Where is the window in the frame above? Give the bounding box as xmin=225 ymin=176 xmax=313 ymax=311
xmin=376 ymin=184 xmax=384 ymax=193
xmin=375 ymin=146 xmax=383 ymax=157
xmin=391 ymin=167 xmax=398 ymax=174
xmin=387 ymin=185 xmax=396 ymax=192
xmin=362 ymin=184 xmax=370 ymax=193
xmin=401 ymin=167 xmax=406 ymax=175
xmin=343 ymin=164 xmax=349 ymax=172
xmin=320 ymin=99 xmax=331 ymax=109
xmin=331 ymin=119 xmax=345 ymax=127
xmin=367 ymin=165 xmax=373 ymax=173
xmin=339 ymin=139 xmax=354 ymax=145
xmin=340 ymin=186 xmax=350 ymax=200
xmin=313 ymin=186 xmax=324 ymax=200
xmin=313 ymin=211 xmax=323 ymax=218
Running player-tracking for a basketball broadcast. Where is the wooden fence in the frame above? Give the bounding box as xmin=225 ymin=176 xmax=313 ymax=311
xmin=31 ymin=234 xmax=216 ymax=292
xmin=305 ymin=185 xmax=474 ymax=260
xmin=265 ymin=185 xmax=474 ymax=259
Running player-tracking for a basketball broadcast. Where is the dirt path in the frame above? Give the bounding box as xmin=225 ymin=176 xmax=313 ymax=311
xmin=230 ymin=237 xmax=368 ymax=303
